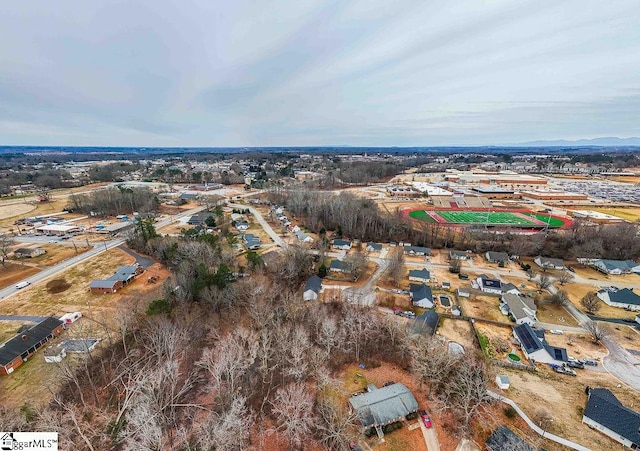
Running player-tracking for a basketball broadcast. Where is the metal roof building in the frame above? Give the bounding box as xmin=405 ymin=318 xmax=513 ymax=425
xmin=348 ymin=383 xmax=419 ymax=437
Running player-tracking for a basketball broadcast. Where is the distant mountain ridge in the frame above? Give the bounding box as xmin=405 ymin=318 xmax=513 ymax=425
xmin=515 ymin=137 xmax=640 ymax=147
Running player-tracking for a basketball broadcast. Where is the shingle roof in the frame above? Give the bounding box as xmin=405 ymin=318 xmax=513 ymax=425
xmin=408 ymin=268 xmax=430 ymax=280
xmin=412 ymin=311 xmax=439 ymax=335
xmin=598 ymin=259 xmax=638 ymax=272
xmin=584 ymin=388 xmax=640 ymax=445
xmin=503 ymin=293 xmax=536 ymax=322
xmin=404 ymin=246 xmax=430 ymax=255
xmin=480 ymin=275 xmax=502 ymax=290
xmin=348 ymin=383 xmax=419 ymax=428
xmin=609 ymin=288 xmax=640 ymax=306
xmin=108 ymin=265 xmax=139 ymax=282
xmin=89 ymin=279 xmax=121 ymax=289
xmin=501 ymin=283 xmax=520 ymax=293
xmin=333 ymin=239 xmax=352 ymax=247
xmin=487 ymin=251 xmax=509 ymax=262
xmin=449 ymin=250 xmax=468 ymax=258
xmin=0 ymin=317 xmax=63 ymax=366
xmin=409 ymin=284 xmax=433 ymax=302
xmin=329 ymin=260 xmax=353 ymax=272
xmin=536 ymin=256 xmax=564 ymax=268
xmin=366 ymin=242 xmax=382 ymax=251
xmin=304 ymin=275 xmax=322 ymax=294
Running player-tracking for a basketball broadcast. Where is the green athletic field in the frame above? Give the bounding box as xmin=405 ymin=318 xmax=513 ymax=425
xmin=408 ymin=209 xmax=565 ymax=228
xmin=408 ymin=210 xmax=437 ymax=222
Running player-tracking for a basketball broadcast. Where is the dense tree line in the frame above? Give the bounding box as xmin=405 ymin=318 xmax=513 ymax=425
xmin=67 ymin=187 xmax=159 ymax=216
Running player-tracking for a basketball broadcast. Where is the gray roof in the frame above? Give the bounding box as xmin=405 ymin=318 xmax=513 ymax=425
xmin=584 ymin=388 xmax=640 ymax=445
xmin=501 ymin=283 xmax=520 ymax=293
xmin=108 ymin=265 xmax=139 ymax=282
xmin=598 ymin=259 xmax=638 ymax=271
xmin=409 ymin=283 xmax=433 ymax=302
xmin=295 ymin=230 xmax=310 ymax=240
xmin=609 ymin=288 xmax=640 ymax=306
xmin=479 ymin=275 xmax=502 ymax=290
xmin=502 ymin=293 xmax=536 ymax=321
xmin=404 ymin=246 xmax=430 ymax=255
xmin=90 ymin=279 xmax=121 ymax=289
xmin=333 ymin=239 xmax=352 ymax=247
xmin=304 ymin=275 xmax=322 ymax=294
xmin=449 ymin=250 xmax=468 ymax=258
xmin=408 ymin=268 xmax=430 ymax=280
xmin=486 ymin=251 xmax=509 ymax=262
xmin=412 ymin=311 xmax=439 ymax=335
xmin=348 ymin=383 xmax=419 ymax=428
xmin=366 ymin=242 xmax=382 ymax=251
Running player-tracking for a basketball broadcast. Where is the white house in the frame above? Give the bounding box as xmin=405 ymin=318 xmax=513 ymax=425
xmin=513 ymin=323 xmax=568 ymax=364
xmin=408 ymin=268 xmax=430 ymax=283
xmin=534 ymin=256 xmax=565 ymax=270
xmin=409 ymin=284 xmax=434 ymax=309
xmin=332 ymin=239 xmax=352 ymax=251
xmin=476 ymin=275 xmax=502 ymax=294
xmin=597 ymin=288 xmax=640 ymax=311
xmin=449 ymin=250 xmax=469 ymax=260
xmin=303 ymin=276 xmax=322 ymax=301
xmin=485 ymin=251 xmax=509 ymax=264
xmin=495 ymin=375 xmax=510 ymax=390
xmin=501 ymin=293 xmax=537 ymax=325
xmin=593 ymin=259 xmax=640 ymax=275
xmin=296 ymin=231 xmax=314 ymax=243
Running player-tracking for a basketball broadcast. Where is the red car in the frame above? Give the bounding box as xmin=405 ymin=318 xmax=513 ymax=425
xmin=392 ymin=306 xmax=404 ymax=315
xmin=419 ymin=409 xmax=432 ymax=428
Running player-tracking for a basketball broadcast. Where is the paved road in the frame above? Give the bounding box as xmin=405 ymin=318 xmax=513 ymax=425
xmin=117 ymin=245 xmax=155 ymax=268
xmin=0 ymin=206 xmax=205 ymax=303
xmin=228 ymin=203 xmax=286 ymax=247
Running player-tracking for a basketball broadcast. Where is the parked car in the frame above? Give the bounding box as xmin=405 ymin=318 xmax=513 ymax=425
xmin=581 ymin=358 xmax=598 ymax=366
xmin=566 ymin=360 xmax=584 ymax=369
xmin=392 ymin=306 xmax=403 ymax=315
xmin=550 ymin=363 xmax=577 ymax=376
xmin=382 ymin=381 xmax=396 ymax=387
xmin=403 ymin=311 xmax=416 ymax=319
xmin=458 ymin=273 xmax=469 ymax=280
xmin=549 ymin=329 xmax=564 ymax=335
xmin=418 ymin=410 xmax=432 ymax=428
xmin=566 ymin=266 xmax=575 ymax=273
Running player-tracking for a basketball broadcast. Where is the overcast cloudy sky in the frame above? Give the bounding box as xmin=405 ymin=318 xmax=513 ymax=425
xmin=1 ymin=1 xmax=639 ymax=147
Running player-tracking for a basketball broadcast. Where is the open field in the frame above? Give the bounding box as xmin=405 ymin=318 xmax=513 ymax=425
xmin=0 ymin=248 xmax=169 ymax=408
xmin=495 ymin=365 xmax=640 ymax=449
xmin=0 ymin=263 xmax=41 ymax=290
xmin=9 ymin=243 xmax=93 ymax=267
xmin=437 ymin=318 xmax=476 ymax=351
xmin=0 ymin=320 xmax=26 ymax=344
xmin=562 ymin=282 xmax=640 ymax=320
xmin=0 ymin=198 xmax=70 ymax=231
xmin=0 ymin=203 xmax=36 ymax=223
xmin=591 ymin=207 xmax=640 ymax=222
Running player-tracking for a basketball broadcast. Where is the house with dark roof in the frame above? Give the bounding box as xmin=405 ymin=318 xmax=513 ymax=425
xmin=475 ymin=275 xmax=502 ymax=294
xmin=411 ymin=311 xmax=439 ymax=335
xmin=303 ymin=275 xmax=322 ymax=301
xmin=582 ymin=388 xmax=640 ymax=448
xmin=501 ymin=293 xmax=537 ymax=325
xmin=89 ymin=279 xmax=124 ymax=294
xmin=408 ymin=268 xmax=430 ymax=283
xmin=329 ymin=259 xmax=354 ymax=273
xmin=90 ymin=264 xmax=143 ymax=293
xmin=597 ymin=288 xmax=640 ymax=311
xmin=593 ymin=259 xmax=640 ymax=275
xmin=332 ymin=239 xmax=352 ymax=250
xmin=404 ymin=246 xmax=430 ymax=258
xmin=449 ymin=250 xmax=469 ymax=260
xmin=243 ymin=233 xmax=261 ymax=250
xmin=348 ymin=383 xmax=419 ymax=438
xmin=235 ymin=221 xmax=250 ymax=231
xmin=366 ymin=242 xmax=383 ymax=252
xmin=187 ymin=212 xmax=215 ymax=226
xmin=295 ymin=230 xmax=314 ymax=243
xmin=485 ymin=251 xmax=509 ymax=264
xmin=485 ymin=426 xmax=534 ymax=451
xmin=409 ymin=283 xmax=434 ymax=308
xmin=534 ymin=256 xmax=565 ymax=270
xmin=513 ymin=323 xmax=568 ymax=364
xmin=0 ymin=317 xmax=64 ymax=375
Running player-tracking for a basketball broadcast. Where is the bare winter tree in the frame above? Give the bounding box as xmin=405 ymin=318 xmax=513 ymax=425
xmin=526 ymin=268 xmax=537 ymax=281
xmin=315 ymin=392 xmax=358 ymax=450
xmin=546 ymin=289 xmax=569 ymax=306
xmin=580 ymin=292 xmax=601 ymax=315
xmin=270 ymin=383 xmax=316 ymax=450
xmin=316 ymin=317 xmax=346 ymax=360
xmin=0 ymin=234 xmax=12 ymax=266
xmin=270 ymin=245 xmax=314 ymax=288
xmin=557 ymin=271 xmax=574 ymax=286
xmin=196 ymin=396 xmax=253 ymax=451
xmin=384 ymin=247 xmax=405 ymax=286
xmin=535 ymin=273 xmax=551 ymax=292
xmin=345 ymin=249 xmax=368 ymax=281
xmin=585 ymin=321 xmax=610 ymax=343
xmin=410 ymin=337 xmax=458 ymax=397
xmin=440 ymin=358 xmax=492 ymax=432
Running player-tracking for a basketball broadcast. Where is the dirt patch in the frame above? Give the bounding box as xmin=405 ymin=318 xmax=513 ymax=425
xmin=437 ymin=318 xmax=476 ymax=351
xmin=46 ymin=278 xmax=71 ymax=294
xmin=536 ymin=302 xmax=580 ymax=327
xmin=0 ymin=263 xmax=40 ymax=290
xmin=0 ymin=203 xmax=36 ymax=224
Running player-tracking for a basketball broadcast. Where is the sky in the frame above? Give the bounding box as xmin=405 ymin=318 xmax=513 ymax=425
xmin=1 ymin=0 xmax=639 ymax=147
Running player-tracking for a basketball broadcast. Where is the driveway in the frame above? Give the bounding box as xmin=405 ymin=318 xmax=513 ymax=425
xmin=0 ymin=315 xmax=48 ymax=322
xmin=117 ymin=245 xmax=155 ymax=268
xmin=419 ymin=421 xmax=440 ymax=451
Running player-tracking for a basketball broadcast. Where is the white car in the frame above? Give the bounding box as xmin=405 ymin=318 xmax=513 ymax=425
xmin=15 ymin=281 xmax=31 ymax=289
xmin=550 ymin=329 xmax=564 ymax=335
xmin=48 ymin=239 xmax=58 ymax=243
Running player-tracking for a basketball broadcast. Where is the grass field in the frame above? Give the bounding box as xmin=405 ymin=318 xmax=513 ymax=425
xmin=408 ymin=209 xmax=566 ymax=228
xmin=407 ymin=210 xmax=437 ymax=222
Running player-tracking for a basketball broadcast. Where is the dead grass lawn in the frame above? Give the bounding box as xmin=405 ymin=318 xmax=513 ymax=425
xmin=0 ymin=263 xmax=40 ymax=290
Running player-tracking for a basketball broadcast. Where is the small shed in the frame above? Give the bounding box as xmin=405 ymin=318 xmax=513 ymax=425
xmin=44 ymin=346 xmax=67 ymax=363
xmin=495 ymin=375 xmax=510 ymax=390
